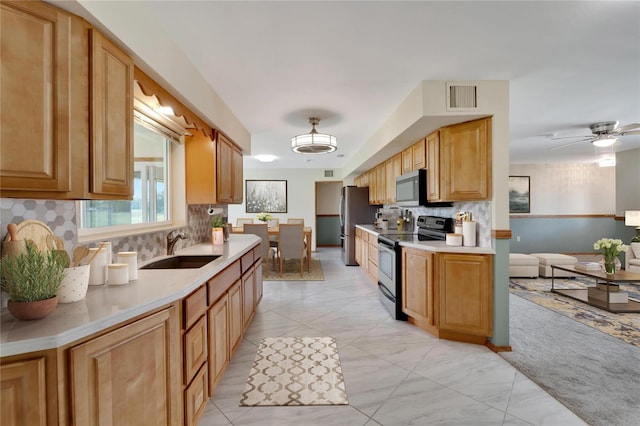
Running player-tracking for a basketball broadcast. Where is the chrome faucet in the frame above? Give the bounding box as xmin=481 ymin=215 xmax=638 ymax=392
xmin=167 ymin=230 xmax=187 ymax=255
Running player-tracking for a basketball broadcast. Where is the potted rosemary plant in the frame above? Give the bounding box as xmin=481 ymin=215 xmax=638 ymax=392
xmin=1 ymin=241 xmax=67 ymax=320
xmin=210 ymin=215 xmax=228 ymax=243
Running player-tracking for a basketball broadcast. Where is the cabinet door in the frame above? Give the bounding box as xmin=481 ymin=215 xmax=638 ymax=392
xmin=0 ymin=1 xmax=76 ymax=195
xmin=355 ymin=234 xmax=362 ymax=265
xmin=184 ymin=316 xmax=207 ymax=385
xmin=184 ymin=365 xmax=208 ymax=426
xmin=401 ymin=147 xmax=413 ymax=174
xmin=0 ymin=357 xmax=47 ymax=426
xmin=216 ymin=134 xmax=234 ymax=203
xmin=89 ymin=29 xmax=134 ymax=198
xmin=242 ymin=266 xmax=256 ymax=331
xmin=232 ymin=144 xmax=244 ymax=203
xmin=426 ymin=131 xmax=441 ymax=201
xmin=440 ymin=118 xmax=492 ymax=201
xmin=69 ymin=306 xmax=181 ymax=426
xmin=412 ymin=138 xmax=426 ymax=170
xmin=228 ymin=280 xmax=243 ymax=357
xmin=254 ymin=258 xmax=263 ymax=304
xmin=208 ymin=295 xmax=229 ymax=395
xmin=186 ymin=131 xmax=216 ymax=204
xmin=437 ymin=253 xmax=493 ymax=337
xmin=384 ymin=158 xmax=394 ymax=203
xmin=402 ymin=248 xmax=434 ymax=325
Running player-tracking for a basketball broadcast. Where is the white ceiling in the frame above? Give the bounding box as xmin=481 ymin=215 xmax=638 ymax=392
xmin=58 ymin=1 xmax=640 ymax=172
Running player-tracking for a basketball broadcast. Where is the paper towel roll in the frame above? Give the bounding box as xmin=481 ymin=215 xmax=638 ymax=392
xmin=462 ymin=221 xmax=476 ymax=247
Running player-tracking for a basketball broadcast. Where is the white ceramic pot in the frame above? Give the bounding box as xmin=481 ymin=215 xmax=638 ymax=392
xmin=58 ymin=265 xmax=90 ymax=303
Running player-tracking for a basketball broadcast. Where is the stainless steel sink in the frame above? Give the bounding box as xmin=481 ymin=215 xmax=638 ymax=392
xmin=140 ymin=255 xmax=221 ymax=269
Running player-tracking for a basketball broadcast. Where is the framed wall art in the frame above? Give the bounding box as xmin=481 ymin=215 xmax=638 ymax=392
xmin=245 ymin=180 xmax=288 ymax=213
xmin=509 ymin=176 xmax=530 ymax=213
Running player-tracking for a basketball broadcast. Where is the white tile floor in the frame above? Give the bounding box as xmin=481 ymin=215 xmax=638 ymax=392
xmin=199 ymin=247 xmax=586 ymax=426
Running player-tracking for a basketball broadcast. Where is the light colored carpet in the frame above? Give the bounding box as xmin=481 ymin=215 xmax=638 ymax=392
xmin=503 ymin=283 xmax=640 ymax=426
xmin=263 ymin=258 xmax=324 ymax=281
xmin=510 ymin=278 xmax=640 ymax=347
xmin=240 ymin=337 xmax=348 ymax=406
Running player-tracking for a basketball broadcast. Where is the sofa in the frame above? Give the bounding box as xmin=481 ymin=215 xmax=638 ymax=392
xmin=626 ymin=243 xmax=640 ymax=273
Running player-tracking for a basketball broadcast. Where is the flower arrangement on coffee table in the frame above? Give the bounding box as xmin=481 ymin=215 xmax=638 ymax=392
xmin=593 ymin=238 xmax=628 ymax=274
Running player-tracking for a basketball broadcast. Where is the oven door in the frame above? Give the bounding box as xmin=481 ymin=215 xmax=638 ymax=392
xmin=378 ymin=242 xmax=396 ymax=295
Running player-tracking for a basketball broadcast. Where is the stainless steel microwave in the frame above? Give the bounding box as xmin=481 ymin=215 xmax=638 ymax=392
xmin=395 ymin=169 xmax=427 ymax=206
xmin=395 ymin=169 xmax=452 ymax=207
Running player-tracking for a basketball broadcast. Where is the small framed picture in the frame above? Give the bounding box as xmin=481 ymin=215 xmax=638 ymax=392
xmin=509 ymin=176 xmax=530 ymax=213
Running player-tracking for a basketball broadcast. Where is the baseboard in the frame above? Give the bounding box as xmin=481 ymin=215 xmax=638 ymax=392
xmin=486 ymin=341 xmax=512 ymax=352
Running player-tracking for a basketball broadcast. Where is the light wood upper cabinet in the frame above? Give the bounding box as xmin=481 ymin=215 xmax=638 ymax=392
xmin=0 ymin=1 xmax=134 ymax=200
xmin=186 ymin=131 xmax=243 ymax=204
xmin=439 ymin=117 xmax=492 ymax=201
xmin=0 ymin=1 xmax=83 ymax=197
xmin=401 ymin=146 xmax=413 ymax=174
xmin=426 ymin=131 xmax=441 ymax=201
xmin=69 ymin=306 xmax=181 ymax=426
xmin=89 ymin=29 xmax=134 ymax=198
xmin=437 ymin=253 xmax=493 ymax=337
xmin=412 ymin=138 xmax=426 ymax=170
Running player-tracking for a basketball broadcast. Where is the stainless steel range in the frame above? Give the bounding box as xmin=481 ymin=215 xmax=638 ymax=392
xmin=377 ymin=215 xmax=454 ymax=320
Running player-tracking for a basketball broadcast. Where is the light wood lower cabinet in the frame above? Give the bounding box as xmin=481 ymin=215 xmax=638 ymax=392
xmin=242 ymin=266 xmax=256 ymax=331
xmin=228 ymin=280 xmax=243 ymax=357
xmin=402 ymin=248 xmax=493 ymax=344
xmin=184 ymin=365 xmax=208 ymax=426
xmin=402 ymin=248 xmax=434 ymax=327
xmin=69 ymin=306 xmax=181 ymax=426
xmin=0 ymin=357 xmax=48 ymax=426
xmin=207 ymin=295 xmax=229 ymax=396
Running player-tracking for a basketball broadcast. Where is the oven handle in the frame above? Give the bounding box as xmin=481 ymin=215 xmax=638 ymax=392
xmin=378 ymin=241 xmax=396 ymax=253
xmin=378 ymin=282 xmax=396 ymax=302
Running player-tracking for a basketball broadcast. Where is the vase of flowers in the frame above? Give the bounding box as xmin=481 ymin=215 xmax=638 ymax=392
xmin=593 ymin=238 xmax=627 ymax=274
xmin=256 ymin=212 xmax=272 ymax=223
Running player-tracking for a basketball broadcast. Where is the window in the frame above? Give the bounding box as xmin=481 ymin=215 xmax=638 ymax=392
xmin=79 ymin=121 xmax=172 ymax=230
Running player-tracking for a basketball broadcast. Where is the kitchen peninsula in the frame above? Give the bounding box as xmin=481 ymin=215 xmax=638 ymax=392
xmin=356 ymin=225 xmax=495 ymax=345
xmin=0 ymin=234 xmax=261 ymax=426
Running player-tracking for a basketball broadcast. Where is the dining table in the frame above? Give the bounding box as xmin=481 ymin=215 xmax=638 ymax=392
xmin=232 ymin=225 xmax=312 ymax=271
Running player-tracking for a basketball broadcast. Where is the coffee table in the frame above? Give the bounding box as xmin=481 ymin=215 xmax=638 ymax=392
xmin=551 ymin=265 xmax=640 ymax=313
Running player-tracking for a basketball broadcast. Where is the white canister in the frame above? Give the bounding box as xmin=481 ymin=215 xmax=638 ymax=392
xmin=454 ymin=225 xmax=463 ymax=235
xmin=462 ymin=221 xmax=477 ymax=247
xmin=117 ymin=251 xmax=138 ymax=281
xmin=446 ymin=233 xmax=463 ymax=246
xmin=108 ymin=263 xmax=129 ymax=285
xmin=100 ymin=241 xmax=112 ymax=265
xmin=88 ymin=247 xmax=107 ymax=285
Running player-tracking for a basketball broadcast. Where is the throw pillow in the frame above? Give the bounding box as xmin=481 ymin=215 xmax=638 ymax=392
xmin=631 ymin=242 xmax=640 ymax=258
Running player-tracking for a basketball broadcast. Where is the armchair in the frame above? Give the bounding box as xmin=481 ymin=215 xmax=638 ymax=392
xmin=626 ymin=243 xmax=640 ymax=273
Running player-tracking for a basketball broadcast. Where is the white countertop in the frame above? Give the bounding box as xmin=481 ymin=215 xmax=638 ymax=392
xmin=0 ymin=235 xmax=260 ymax=357
xmin=355 ymin=224 xmax=495 ymax=255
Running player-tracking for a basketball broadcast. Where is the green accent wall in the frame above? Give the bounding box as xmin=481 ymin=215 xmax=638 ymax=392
xmin=316 ymin=216 xmax=340 ymax=246
xmin=491 ymin=239 xmax=510 ymax=347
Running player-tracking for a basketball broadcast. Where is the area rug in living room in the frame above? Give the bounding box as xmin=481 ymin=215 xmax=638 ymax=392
xmin=510 ymin=278 xmax=640 ymax=348
xmin=263 ymin=258 xmax=324 ymax=281
xmin=239 ymin=337 xmax=348 ymax=406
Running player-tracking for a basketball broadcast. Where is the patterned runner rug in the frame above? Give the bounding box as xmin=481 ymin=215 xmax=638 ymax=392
xmin=240 ymin=337 xmax=348 ymax=406
xmin=510 ymin=278 xmax=640 ymax=348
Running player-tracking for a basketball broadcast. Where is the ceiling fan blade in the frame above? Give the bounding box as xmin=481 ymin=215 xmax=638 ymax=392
xmin=548 ymin=134 xmax=591 ymax=141
xmin=550 ymin=139 xmax=591 ymax=150
xmin=620 ymin=130 xmax=640 ymax=136
xmin=615 ymin=123 xmax=640 ymax=133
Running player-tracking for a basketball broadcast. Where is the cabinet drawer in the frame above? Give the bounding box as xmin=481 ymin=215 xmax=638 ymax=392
xmin=253 ymin=245 xmax=261 ymax=261
xmin=368 ymin=232 xmax=378 ymax=244
xmin=184 ymin=316 xmax=207 ymax=385
xmin=207 ymin=260 xmax=240 ymax=306
xmin=184 ymin=286 xmax=207 ymax=330
xmin=241 ymin=250 xmax=254 ymax=273
xmin=185 ymin=364 xmax=208 ymax=426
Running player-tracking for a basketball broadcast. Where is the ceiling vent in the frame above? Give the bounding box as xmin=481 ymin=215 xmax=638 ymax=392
xmin=446 ymin=82 xmax=478 ymax=110
xmin=324 ymin=170 xmax=334 ymax=177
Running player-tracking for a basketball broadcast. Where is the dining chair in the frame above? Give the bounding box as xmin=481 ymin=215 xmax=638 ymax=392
xmin=287 ymin=218 xmax=304 ymax=224
xmin=243 ymin=223 xmax=276 ymax=275
xmin=236 ymin=218 xmax=254 ymax=229
xmin=277 ymin=224 xmax=306 ymax=277
xmin=267 ymin=218 xmax=279 ymax=228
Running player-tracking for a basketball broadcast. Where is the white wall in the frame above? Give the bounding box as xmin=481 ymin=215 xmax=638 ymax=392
xmin=509 ymin=163 xmax=615 ymax=215
xmin=228 ymin=169 xmax=340 ymax=251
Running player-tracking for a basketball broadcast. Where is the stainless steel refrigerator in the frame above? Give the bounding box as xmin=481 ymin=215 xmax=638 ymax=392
xmin=340 ymin=186 xmax=379 ymax=265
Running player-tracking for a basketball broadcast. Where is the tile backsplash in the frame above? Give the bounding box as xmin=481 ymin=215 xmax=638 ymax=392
xmin=0 ymin=198 xmax=226 ymax=262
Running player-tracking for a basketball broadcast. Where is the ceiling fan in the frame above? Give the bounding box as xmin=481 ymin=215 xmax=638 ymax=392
xmin=549 ymin=121 xmax=640 ymax=150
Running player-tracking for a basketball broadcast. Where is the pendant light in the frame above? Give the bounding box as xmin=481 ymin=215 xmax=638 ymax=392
xmin=291 ymin=117 xmax=337 ymax=154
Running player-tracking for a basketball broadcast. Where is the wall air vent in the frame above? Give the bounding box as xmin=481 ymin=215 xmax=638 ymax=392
xmin=446 ymin=82 xmax=478 ymax=110
xmin=324 ymin=170 xmax=334 ymax=178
